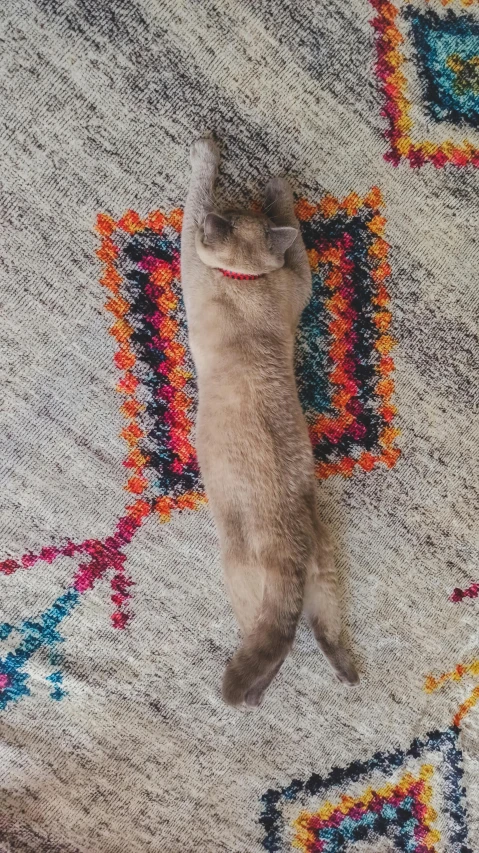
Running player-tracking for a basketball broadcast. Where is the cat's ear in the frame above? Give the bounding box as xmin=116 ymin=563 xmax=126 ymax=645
xmin=203 ymin=212 xmax=231 ymax=242
xmin=269 ymin=225 xmax=298 ymax=254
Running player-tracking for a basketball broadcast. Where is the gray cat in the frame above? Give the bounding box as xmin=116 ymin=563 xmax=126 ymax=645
xmin=181 ymin=134 xmax=358 ymax=707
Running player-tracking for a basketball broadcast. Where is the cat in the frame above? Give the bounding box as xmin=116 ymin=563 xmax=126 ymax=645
xmin=181 ymin=134 xmax=358 ymax=707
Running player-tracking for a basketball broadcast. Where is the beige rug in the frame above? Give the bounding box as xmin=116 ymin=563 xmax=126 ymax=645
xmin=1 ymin=0 xmax=478 ymax=850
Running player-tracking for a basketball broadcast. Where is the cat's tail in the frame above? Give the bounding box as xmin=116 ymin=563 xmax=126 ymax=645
xmin=222 ymin=558 xmax=304 ymax=708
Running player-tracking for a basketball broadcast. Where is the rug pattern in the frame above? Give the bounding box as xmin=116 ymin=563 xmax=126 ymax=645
xmin=0 ymin=1 xmax=478 ymax=851
xmin=0 ymin=193 xmax=399 ymax=711
xmin=371 ymin=0 xmax=479 ymax=166
xmin=260 ymin=728 xmax=470 ymax=852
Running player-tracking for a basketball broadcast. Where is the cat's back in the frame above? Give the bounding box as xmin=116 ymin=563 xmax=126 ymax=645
xmin=194 ymin=279 xmax=312 ymax=493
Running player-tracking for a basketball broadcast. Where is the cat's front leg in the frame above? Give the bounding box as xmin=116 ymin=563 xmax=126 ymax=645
xmin=182 ymin=134 xmax=220 ymax=246
xmin=265 ymin=177 xmax=312 ymax=305
xmin=265 ymin=176 xmax=298 ymax=229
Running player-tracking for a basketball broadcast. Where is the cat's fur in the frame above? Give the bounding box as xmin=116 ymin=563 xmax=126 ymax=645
xmin=181 ymin=135 xmax=358 ymax=707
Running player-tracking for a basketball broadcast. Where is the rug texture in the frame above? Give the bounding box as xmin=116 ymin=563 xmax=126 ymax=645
xmin=1 ymin=1 xmax=478 ymax=851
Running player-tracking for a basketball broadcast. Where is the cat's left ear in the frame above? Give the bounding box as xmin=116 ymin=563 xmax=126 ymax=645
xmin=203 ymin=212 xmax=231 ymax=243
xmin=269 ymin=226 xmax=298 ymax=254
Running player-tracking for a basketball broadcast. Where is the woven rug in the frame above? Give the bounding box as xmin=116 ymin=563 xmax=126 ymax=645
xmin=1 ymin=1 xmax=478 ymax=851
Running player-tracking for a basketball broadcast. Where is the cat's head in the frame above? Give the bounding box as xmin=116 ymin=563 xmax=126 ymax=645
xmin=195 ymin=211 xmax=298 ymax=276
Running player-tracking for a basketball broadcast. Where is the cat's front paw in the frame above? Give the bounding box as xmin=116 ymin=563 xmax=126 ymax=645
xmin=265 ymin=176 xmax=294 ymax=206
xmin=190 ymin=134 xmax=220 ymax=169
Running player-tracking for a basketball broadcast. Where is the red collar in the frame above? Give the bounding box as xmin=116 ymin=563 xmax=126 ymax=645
xmin=217 ymin=268 xmax=262 ymax=280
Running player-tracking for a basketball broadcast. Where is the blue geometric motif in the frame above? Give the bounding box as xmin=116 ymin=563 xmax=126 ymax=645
xmin=407 ymin=8 xmax=479 ymax=127
xmin=295 ymin=267 xmax=331 ymax=418
xmin=0 ymin=588 xmax=80 ymax=710
xmin=260 ymin=727 xmax=471 ymax=852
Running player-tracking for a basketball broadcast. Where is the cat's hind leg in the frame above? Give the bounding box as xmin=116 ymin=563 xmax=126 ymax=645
xmin=304 ymin=517 xmax=359 ymax=686
xmin=222 ymin=549 xmax=265 ymax=639
xmin=222 ymin=548 xmax=305 ymax=707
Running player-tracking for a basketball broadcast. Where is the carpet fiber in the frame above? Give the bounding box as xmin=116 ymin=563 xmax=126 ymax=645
xmin=1 ymin=1 xmax=478 ymax=851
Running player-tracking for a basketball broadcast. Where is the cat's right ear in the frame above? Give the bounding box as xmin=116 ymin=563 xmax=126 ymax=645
xmin=269 ymin=225 xmax=298 ymax=254
xmin=203 ymin=212 xmax=231 ymax=243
